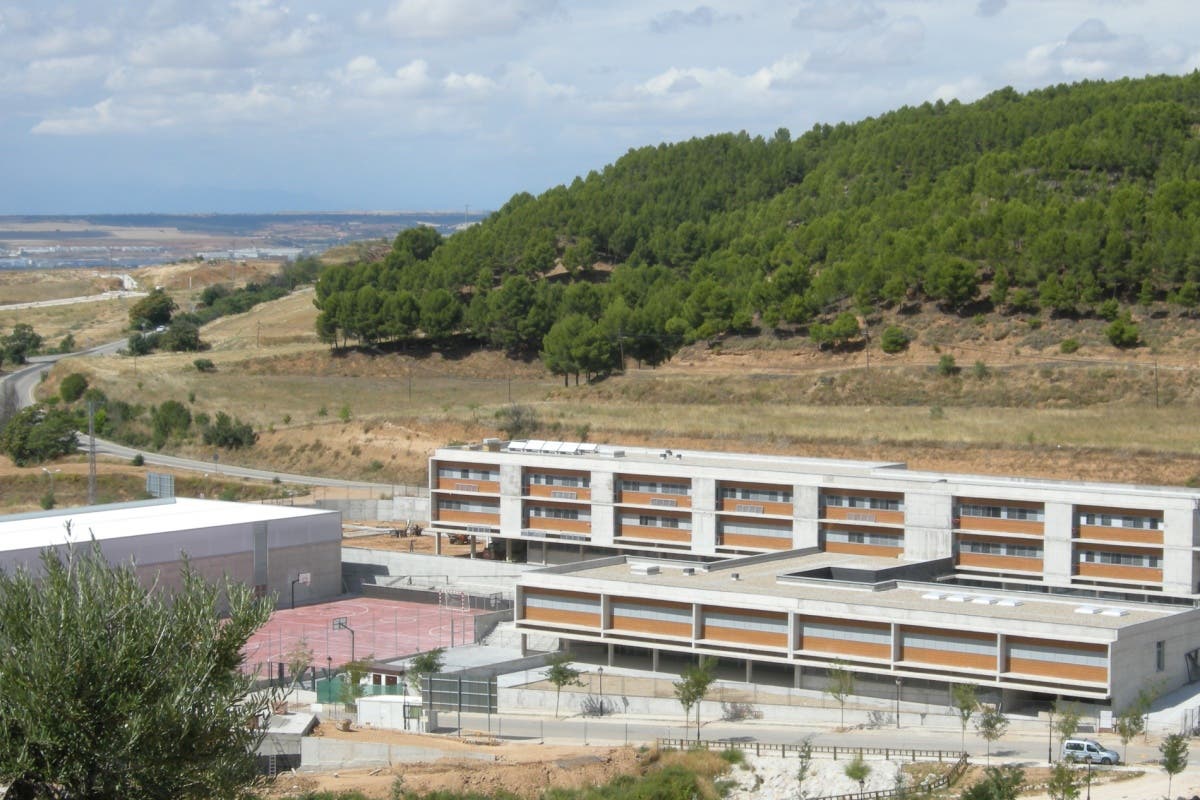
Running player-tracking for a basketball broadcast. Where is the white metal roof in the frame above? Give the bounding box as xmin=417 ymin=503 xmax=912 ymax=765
xmin=0 ymin=498 xmax=335 ymax=553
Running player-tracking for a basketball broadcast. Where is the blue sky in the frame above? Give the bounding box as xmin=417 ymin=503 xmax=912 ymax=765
xmin=1 ymin=0 xmax=1196 ymax=214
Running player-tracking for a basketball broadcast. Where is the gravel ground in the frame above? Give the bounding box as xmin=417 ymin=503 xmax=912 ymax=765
xmin=728 ymin=756 xmax=901 ymax=800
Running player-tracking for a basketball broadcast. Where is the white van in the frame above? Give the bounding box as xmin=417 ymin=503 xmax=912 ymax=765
xmin=1061 ymin=738 xmax=1120 ymax=765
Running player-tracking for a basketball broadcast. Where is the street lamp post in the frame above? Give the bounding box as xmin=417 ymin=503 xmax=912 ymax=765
xmin=597 ymin=667 xmax=605 ymax=716
xmin=895 ymin=678 xmax=902 ymax=729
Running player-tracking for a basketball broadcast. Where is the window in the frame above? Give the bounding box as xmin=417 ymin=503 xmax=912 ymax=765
xmin=824 ymin=494 xmax=903 ymax=511
xmin=622 ymin=514 xmax=691 ymax=531
xmin=719 ymin=486 xmax=793 ymax=503
xmin=527 ymin=506 xmax=586 ymax=521
xmin=960 ymin=540 xmax=1043 ymax=558
xmin=1079 ymin=511 xmax=1161 ymax=530
xmin=439 ymin=466 xmax=498 ymax=481
xmin=720 ymin=520 xmax=792 ymax=540
xmin=824 ymin=529 xmax=903 ymax=548
xmin=528 ymin=472 xmax=590 ymax=489
xmin=621 ymin=479 xmax=691 ymax=496
xmin=1078 ymin=550 xmax=1161 ymax=568
xmin=437 ymin=499 xmax=498 ymax=514
xmin=958 ymin=503 xmax=1045 ymax=522
xmin=1156 ymin=641 xmax=1165 ymax=672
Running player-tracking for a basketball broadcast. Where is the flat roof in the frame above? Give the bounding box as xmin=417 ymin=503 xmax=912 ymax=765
xmin=0 ymin=498 xmax=336 ymax=553
xmin=528 ymin=551 xmax=1178 ymax=632
xmin=439 ymin=441 xmax=1200 ymax=501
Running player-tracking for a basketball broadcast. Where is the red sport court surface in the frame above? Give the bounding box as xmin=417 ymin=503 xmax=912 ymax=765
xmin=241 ymin=597 xmax=485 ymax=677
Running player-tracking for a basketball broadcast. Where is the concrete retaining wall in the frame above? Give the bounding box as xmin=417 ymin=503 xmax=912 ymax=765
xmin=341 ymin=548 xmax=536 ymax=595
xmin=300 ymin=737 xmax=495 ymax=770
xmin=316 ymin=496 xmax=429 ymax=523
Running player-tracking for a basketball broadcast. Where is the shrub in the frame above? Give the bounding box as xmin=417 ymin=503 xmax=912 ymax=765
xmin=0 ymin=406 xmax=79 ymax=466
xmin=193 ymin=358 xmax=216 ymax=373
xmin=39 ymin=491 xmax=55 ymax=510
xmin=1060 ymin=338 xmax=1080 ymax=354
xmin=338 ymin=404 xmax=352 ymax=423
xmin=879 ymin=326 xmax=910 ymax=354
xmin=59 ymin=373 xmax=88 ymax=403
xmin=1106 ymin=312 xmax=1140 ymax=348
xmin=1098 ymin=298 xmax=1120 ymax=322
xmin=972 ymin=360 xmax=990 ymax=379
xmin=317 ymin=405 xmax=328 ymax=417
xmin=202 ymin=412 xmax=257 ymax=449
xmin=937 ymin=354 xmax=958 ymax=376
xmin=131 ymin=453 xmax=145 ymax=466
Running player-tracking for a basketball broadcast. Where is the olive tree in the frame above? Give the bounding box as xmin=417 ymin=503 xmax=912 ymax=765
xmin=0 ymin=540 xmax=274 ymax=800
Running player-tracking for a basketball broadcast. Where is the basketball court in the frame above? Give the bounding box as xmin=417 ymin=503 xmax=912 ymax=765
xmin=241 ymin=594 xmax=486 ymax=678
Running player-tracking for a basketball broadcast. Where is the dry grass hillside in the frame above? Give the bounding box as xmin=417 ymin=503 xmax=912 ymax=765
xmin=15 ymin=262 xmax=1200 ymax=491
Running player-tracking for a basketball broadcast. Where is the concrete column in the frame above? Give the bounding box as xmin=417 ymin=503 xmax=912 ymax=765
xmin=435 ymin=530 xmax=442 ymax=555
xmin=590 ymin=470 xmax=615 ymax=548
xmin=794 ymin=665 xmax=802 ymax=689
xmin=520 ymin=633 xmax=528 ymax=657
xmin=607 ymin=643 xmax=614 ymax=667
xmin=499 ymin=464 xmax=523 ymax=540
xmin=652 ymin=649 xmax=660 ymax=672
xmin=469 ymin=536 xmax=476 ymax=559
xmin=691 ymin=477 xmax=717 ymax=555
xmin=745 ymin=659 xmax=753 ymax=684
xmin=794 ymin=485 xmax=820 ymax=549
xmin=1163 ymin=506 xmax=1199 ymax=594
xmin=903 ymin=490 xmax=953 ymax=561
xmin=505 ymin=539 xmax=513 ymax=563
xmin=1043 ymin=501 xmax=1074 ymax=585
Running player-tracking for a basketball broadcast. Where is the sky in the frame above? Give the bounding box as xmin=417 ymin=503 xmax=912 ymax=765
xmin=0 ymin=0 xmax=1197 ymax=214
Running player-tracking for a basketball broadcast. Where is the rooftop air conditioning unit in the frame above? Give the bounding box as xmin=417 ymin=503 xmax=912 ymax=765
xmin=682 ymin=567 xmax=695 ymax=576
xmin=730 ymin=572 xmax=741 ymax=581
xmin=630 ymin=563 xmax=660 ymax=576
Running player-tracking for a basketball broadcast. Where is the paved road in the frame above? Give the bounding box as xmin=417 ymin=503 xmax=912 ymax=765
xmin=1 ymin=340 xmax=411 ymax=493
xmin=0 ymin=289 xmax=146 ymax=312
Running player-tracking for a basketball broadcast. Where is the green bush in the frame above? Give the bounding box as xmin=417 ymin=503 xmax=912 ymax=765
xmin=972 ymin=360 xmax=990 ymax=379
xmin=1098 ymin=298 xmax=1120 ymax=321
xmin=1060 ymin=338 xmax=1080 ymax=354
xmin=39 ymin=491 xmax=55 ymax=510
xmin=202 ymin=412 xmax=257 ymax=449
xmin=193 ymin=358 xmax=216 ymax=373
xmin=1106 ymin=312 xmax=1140 ymax=348
xmin=879 ymin=326 xmax=910 ymax=354
xmin=937 ymin=354 xmax=958 ymax=376
xmin=131 ymin=453 xmax=145 ymax=466
xmin=59 ymin=373 xmax=88 ymax=403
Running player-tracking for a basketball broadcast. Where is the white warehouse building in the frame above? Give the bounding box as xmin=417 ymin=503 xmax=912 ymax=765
xmin=0 ymin=498 xmax=342 ymax=606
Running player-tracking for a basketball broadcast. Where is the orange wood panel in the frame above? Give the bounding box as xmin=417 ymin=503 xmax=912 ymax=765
xmin=825 ymin=541 xmax=903 ymax=558
xmin=704 ymin=625 xmax=788 ymax=648
xmin=822 ymin=506 xmax=905 ymax=525
xmin=620 ymin=490 xmax=692 ymax=509
xmin=611 ymin=616 xmax=692 ymax=637
xmin=902 ymin=647 xmax=995 ymax=670
xmin=617 ymin=525 xmax=692 ymax=542
xmin=526 ymin=517 xmax=591 ymax=534
xmin=436 ymin=478 xmax=501 ymax=493
xmin=801 ymin=637 xmax=890 ymax=659
xmin=523 ymin=607 xmax=600 ymax=628
xmin=1075 ymin=563 xmax=1162 ymax=582
xmin=956 ymin=517 xmax=1043 ymax=535
xmin=1076 ymin=525 xmax=1162 ymax=545
xmin=719 ymin=498 xmax=794 ymax=516
xmin=435 ymin=510 xmax=499 ymax=524
xmin=722 ymin=533 xmax=792 ymax=550
xmin=957 ymin=552 xmax=1043 ymax=572
xmin=1007 ymin=658 xmax=1107 ymax=683
xmin=527 ymin=484 xmax=593 ymax=501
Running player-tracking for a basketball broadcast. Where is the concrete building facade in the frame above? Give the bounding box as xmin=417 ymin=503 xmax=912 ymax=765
xmin=428 ymin=440 xmax=1200 ymax=709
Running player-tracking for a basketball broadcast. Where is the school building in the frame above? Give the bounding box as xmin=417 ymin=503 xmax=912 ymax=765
xmin=427 ymin=440 xmax=1200 ymax=709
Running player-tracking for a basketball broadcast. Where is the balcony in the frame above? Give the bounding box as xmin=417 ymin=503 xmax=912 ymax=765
xmin=956 ymin=516 xmax=1043 ymax=536
xmin=1076 ymin=524 xmax=1162 ymax=545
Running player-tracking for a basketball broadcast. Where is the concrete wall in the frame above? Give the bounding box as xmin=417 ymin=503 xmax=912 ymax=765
xmin=316 ymin=496 xmax=429 ymax=524
xmin=342 ymin=547 xmax=536 ymax=596
xmin=300 ymin=737 xmax=496 ymax=770
xmin=1111 ymin=607 xmax=1200 ymax=709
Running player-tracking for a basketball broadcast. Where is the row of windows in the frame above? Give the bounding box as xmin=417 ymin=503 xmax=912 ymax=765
xmin=612 ymin=601 xmax=692 ymax=624
xmin=958 ymin=504 xmax=1044 ymax=521
xmin=902 ymin=631 xmax=996 ymax=657
xmin=823 ymin=495 xmax=903 ymax=511
xmin=1008 ymin=642 xmax=1107 ymax=668
xmin=621 ymin=514 xmax=692 ymax=530
xmin=720 ymin=521 xmax=793 ymax=539
xmin=1078 ymin=550 xmax=1162 ymax=568
xmin=527 ymin=472 xmax=590 ymax=488
xmin=527 ymin=507 xmax=589 ymax=521
xmin=525 ymin=594 xmax=599 ymax=614
xmin=824 ymin=530 xmax=904 ymax=547
xmin=437 ymin=499 xmax=499 ymax=514
xmin=1078 ymin=512 xmax=1161 ymax=530
xmin=620 ymin=479 xmax=690 ymax=496
xmin=802 ymin=621 xmax=890 ymax=645
xmin=704 ymin=611 xmax=788 ymax=634
xmin=960 ymin=540 xmax=1043 ymax=558
xmin=719 ymin=486 xmax=793 ymax=503
xmin=438 ymin=467 xmax=498 ymax=481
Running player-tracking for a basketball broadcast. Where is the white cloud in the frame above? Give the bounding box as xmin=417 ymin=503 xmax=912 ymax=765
xmin=792 ymin=0 xmax=884 ymax=33
xmin=128 ymin=24 xmax=232 ymax=69
xmin=16 ymin=56 xmax=111 ymax=95
xmin=444 ymin=71 xmax=496 ymax=92
xmin=814 ymin=15 xmax=924 ymax=71
xmin=29 ymin=26 xmax=113 ymax=58
xmin=333 ymin=56 xmax=432 ymax=96
xmin=1007 ymin=17 xmax=1168 ymax=82
xmin=371 ymin=0 xmax=559 ymax=39
xmin=976 ymin=0 xmax=1006 ymax=18
xmin=930 ymin=76 xmax=987 ymax=104
xmin=650 ymin=6 xmax=735 ymax=35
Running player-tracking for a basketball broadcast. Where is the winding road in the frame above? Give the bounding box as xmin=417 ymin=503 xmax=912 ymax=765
xmin=1 ymin=339 xmax=405 ymax=493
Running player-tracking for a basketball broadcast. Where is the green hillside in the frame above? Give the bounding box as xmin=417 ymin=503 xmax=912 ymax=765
xmin=315 ymin=72 xmax=1200 ymax=380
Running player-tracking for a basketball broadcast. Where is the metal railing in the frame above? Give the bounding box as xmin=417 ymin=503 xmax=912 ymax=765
xmin=655 ymin=738 xmax=963 ymax=762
